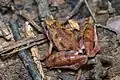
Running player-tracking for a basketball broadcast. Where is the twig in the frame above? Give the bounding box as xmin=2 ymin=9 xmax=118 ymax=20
xmin=0 ymin=36 xmax=47 ymax=54
xmin=9 ymin=19 xmax=41 ymax=80
xmin=1 ymin=39 xmax=47 ymax=60
xmin=34 ymin=0 xmax=51 ymax=20
xmin=19 ymin=11 xmax=43 ymax=33
xmin=95 ymin=23 xmax=114 ymax=31
xmin=63 ymin=0 xmax=84 ymax=24
xmin=64 ymin=0 xmax=96 ymax=24
xmin=84 ymin=0 xmax=96 ymax=23
xmin=34 ymin=0 xmax=53 ymax=54
xmin=66 ymin=0 xmax=84 ymax=20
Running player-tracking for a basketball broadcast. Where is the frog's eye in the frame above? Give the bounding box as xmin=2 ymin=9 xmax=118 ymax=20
xmin=45 ymin=19 xmax=56 ymax=26
xmin=68 ymin=19 xmax=80 ymax=30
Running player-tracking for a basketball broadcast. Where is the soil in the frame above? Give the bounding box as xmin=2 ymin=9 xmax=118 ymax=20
xmin=0 ymin=0 xmax=120 ymax=80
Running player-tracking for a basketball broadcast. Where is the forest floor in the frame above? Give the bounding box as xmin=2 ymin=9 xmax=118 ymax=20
xmin=0 ymin=0 xmax=120 ymax=80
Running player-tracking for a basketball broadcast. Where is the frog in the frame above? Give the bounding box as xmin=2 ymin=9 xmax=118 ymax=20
xmin=44 ymin=18 xmax=100 ymax=70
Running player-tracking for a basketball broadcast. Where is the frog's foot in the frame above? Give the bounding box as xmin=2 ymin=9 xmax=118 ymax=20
xmin=80 ymin=54 xmax=112 ymax=80
xmin=92 ymin=54 xmax=112 ymax=80
xmin=87 ymin=55 xmax=112 ymax=79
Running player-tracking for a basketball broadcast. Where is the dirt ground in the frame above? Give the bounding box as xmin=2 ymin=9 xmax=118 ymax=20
xmin=0 ymin=0 xmax=120 ymax=80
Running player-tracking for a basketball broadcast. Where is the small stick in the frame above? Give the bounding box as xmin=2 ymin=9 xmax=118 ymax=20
xmin=0 ymin=37 xmax=47 ymax=54
xmin=19 ymin=11 xmax=43 ymax=33
xmin=34 ymin=0 xmax=51 ymax=20
xmin=66 ymin=0 xmax=84 ymax=19
xmin=34 ymin=0 xmax=54 ymax=55
xmin=9 ymin=19 xmax=42 ymax=80
xmin=63 ymin=0 xmax=84 ymax=24
xmin=84 ymin=0 xmax=96 ymax=23
xmin=64 ymin=0 xmax=96 ymax=24
xmin=1 ymin=39 xmax=47 ymax=60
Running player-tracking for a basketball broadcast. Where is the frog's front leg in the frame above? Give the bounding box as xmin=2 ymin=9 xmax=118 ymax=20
xmin=43 ymin=22 xmax=54 ymax=59
xmin=44 ymin=51 xmax=88 ymax=70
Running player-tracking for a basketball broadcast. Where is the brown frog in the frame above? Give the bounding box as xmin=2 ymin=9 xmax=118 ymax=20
xmin=44 ymin=18 xmax=100 ymax=70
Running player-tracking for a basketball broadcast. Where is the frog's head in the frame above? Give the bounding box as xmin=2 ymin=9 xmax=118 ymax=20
xmin=45 ymin=19 xmax=56 ymax=26
xmin=45 ymin=18 xmax=62 ymax=28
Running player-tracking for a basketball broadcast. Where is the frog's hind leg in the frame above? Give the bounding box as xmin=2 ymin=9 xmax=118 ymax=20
xmin=91 ymin=25 xmax=100 ymax=57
